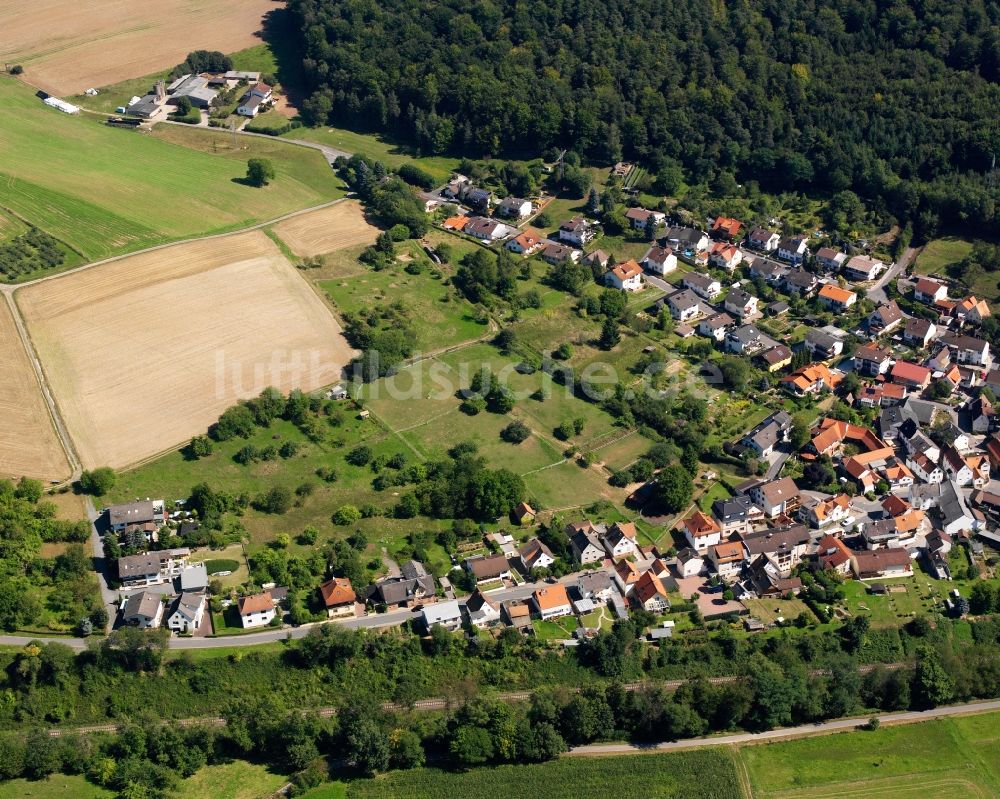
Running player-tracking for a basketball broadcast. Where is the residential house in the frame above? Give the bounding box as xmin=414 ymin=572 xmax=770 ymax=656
xmin=681 ymin=509 xmax=723 ymax=551
xmin=804 ymin=329 xmax=844 ymax=361
xmin=506 ymin=228 xmax=544 ymax=255
xmin=709 ymin=242 xmax=743 ymax=271
xmin=464 ymin=187 xmax=493 ymax=212
xmin=868 ymin=301 xmax=904 ymax=334
xmin=941 ymin=333 xmax=991 ymax=367
xmin=816 ymin=535 xmax=852 ymax=575
xmin=750 ymin=260 xmax=787 ymax=284
xmin=625 ymin=207 xmax=666 ymax=231
xmin=803 ymin=493 xmax=851 ymax=528
xmin=777 ymin=235 xmax=809 ymax=265
xmin=914 ymin=278 xmax=948 ymax=304
xmin=903 ymin=318 xmax=937 ymax=348
xmin=464 ymin=553 xmax=512 ymax=585
xmin=664 ymin=226 xmax=709 ymax=253
xmin=851 ymin=549 xmax=913 ymax=580
xmin=711 ymin=216 xmax=743 ymax=241
xmin=371 ymin=561 xmax=435 ymax=608
xmin=501 ymin=599 xmax=532 ymax=631
xmin=954 ymin=296 xmax=992 ymax=325
xmin=601 ymin=522 xmax=638 ymax=559
xmin=712 ymin=496 xmax=760 ymax=537
xmin=496 ymin=196 xmax=532 ymax=219
xmin=605 ymin=259 xmax=644 ymax=291
xmin=558 ymin=218 xmax=594 ymax=247
xmin=741 ymin=525 xmax=811 ymax=577
xmin=675 ymin=547 xmax=705 ymax=577
xmin=748 ymin=477 xmax=801 ymax=518
xmin=631 ymin=571 xmax=670 ymax=613
xmin=576 ymin=571 xmax=616 ymax=603
xmin=512 ymin=501 xmax=536 ymax=525
xmin=666 ymin=289 xmax=703 ymax=322
xmin=683 ymin=273 xmax=722 ymax=300
xmin=699 ymin=312 xmax=734 ymax=342
xmin=319 ymin=578 xmax=356 ymax=618
xmin=465 ymin=590 xmax=501 ymax=628
xmin=532 ymin=584 xmax=573 ymax=620
xmin=747 ymin=228 xmax=780 ymax=252
xmin=442 ymin=215 xmax=470 ymax=232
xmin=236 ymin=82 xmax=272 ymax=117
xmin=709 ymin=541 xmax=744 ymax=581
xmin=818 ymin=283 xmax=857 ymax=312
xmin=747 ymin=555 xmax=803 ymax=597
xmin=569 ymin=528 xmax=605 ymax=565
xmin=969 ymin=395 xmax=995 ymax=433
xmin=907 ymin=452 xmax=944 ymax=484
xmin=613 ymin=558 xmax=642 ymax=595
xmin=465 ymin=217 xmax=509 ymax=242
xmin=843 ymin=255 xmax=884 ymax=282
xmin=519 ymin=539 xmax=555 ymax=572
xmin=890 ymin=361 xmax=932 ymax=391
xmin=108 ymin=500 xmax=166 ymax=533
xmin=643 ymin=245 xmax=677 ymax=275
xmin=540 ymin=243 xmax=581 ymax=265
xmin=855 ymin=343 xmax=894 ymax=376
xmin=758 ymin=345 xmax=793 ymax=372
xmin=782 ymin=269 xmax=819 ymax=297
xmin=442 ymin=175 xmax=470 ymax=199
xmin=421 ymin=599 xmax=462 ymax=632
xmin=781 ymin=363 xmax=836 ymax=396
xmin=739 ymin=411 xmax=793 ymax=458
xmin=725 ymin=324 xmax=764 ymax=355
xmin=938 ymin=480 xmax=977 ymax=535
xmin=815 ymin=247 xmax=847 ymax=271
xmin=167 ymin=592 xmax=206 ymax=634
xmin=583 ymin=249 xmax=610 ymax=269
xmin=122 ymin=591 xmax=164 ymax=629
xmin=178 ymin=564 xmax=208 ymax=593
xmin=884 ymin=460 xmax=915 ymax=490
xmin=724 ymin=287 xmax=759 ymax=319
xmin=117 ymin=549 xmax=190 ymax=588
xmin=238 ymin=592 xmax=275 ymax=628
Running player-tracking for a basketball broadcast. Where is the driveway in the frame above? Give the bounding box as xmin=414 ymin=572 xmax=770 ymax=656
xmin=85 ymin=498 xmax=118 ymax=632
xmin=674 ymin=574 xmax=745 ymax=618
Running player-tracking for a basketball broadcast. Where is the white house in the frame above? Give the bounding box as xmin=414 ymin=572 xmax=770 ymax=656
xmin=465 ymin=590 xmax=501 ymax=628
xmin=519 ymin=539 xmax=555 ymax=572
xmin=914 ymin=277 xmax=948 ymax=304
xmin=605 ymin=260 xmax=643 ymax=291
xmin=238 ymin=592 xmax=276 ymax=628
xmin=601 ymin=522 xmax=638 ymax=559
xmin=496 ymin=196 xmax=532 ymax=219
xmin=643 ymin=246 xmax=677 ymax=275
xmin=465 ymin=217 xmax=510 ymax=241
xmin=558 ymin=218 xmax=594 ymax=247
xmin=777 ymin=235 xmax=809 ymax=265
xmin=723 ymin=287 xmax=758 ymax=319
xmin=108 ymin=500 xmax=166 ymax=533
xmin=625 ymin=207 xmax=666 ymax=231
xmin=698 ymin=312 xmax=734 ymax=342
xmin=167 ymin=592 xmax=206 ymax=634
xmin=122 ymin=591 xmax=163 ymax=629
xmin=675 ymin=547 xmax=705 ymax=577
xmin=747 ymin=228 xmax=780 ymax=252
xmin=422 ymin=599 xmax=463 ymax=632
xmin=568 ymin=527 xmax=605 ymax=564
xmin=237 ymin=82 xmax=273 ymax=117
xmin=681 ymin=510 xmax=723 ymax=551
xmin=666 ymin=289 xmax=702 ymax=322
xmin=683 ymin=273 xmax=722 ymax=300
xmin=532 ymin=585 xmax=573 ymax=620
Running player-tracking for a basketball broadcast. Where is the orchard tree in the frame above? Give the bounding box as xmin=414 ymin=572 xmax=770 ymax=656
xmin=655 ymin=466 xmax=693 ymax=513
xmin=246 ymin=157 xmax=276 ymax=187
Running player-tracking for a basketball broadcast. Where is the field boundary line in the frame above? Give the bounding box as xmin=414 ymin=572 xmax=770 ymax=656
xmin=730 ymin=745 xmax=755 ymax=799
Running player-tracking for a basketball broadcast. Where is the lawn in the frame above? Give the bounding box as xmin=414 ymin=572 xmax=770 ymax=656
xmin=343 ymin=749 xmax=741 ymax=799
xmin=741 ymin=715 xmax=1000 ymax=798
xmin=0 ymin=776 xmax=112 ymax=799
xmin=179 ymin=761 xmax=289 ymax=799
xmin=532 ymin=617 xmax=580 ymax=640
xmin=282 ymin=126 xmax=460 ymax=184
xmin=744 ymin=598 xmax=814 ymax=625
xmin=917 ymin=237 xmax=974 ymax=276
xmin=0 ymin=76 xmax=342 ymax=260
xmin=697 ymin=481 xmax=734 ymax=514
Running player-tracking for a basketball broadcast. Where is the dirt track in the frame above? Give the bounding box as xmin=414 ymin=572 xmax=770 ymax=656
xmin=0 ymin=0 xmax=275 ymax=95
xmin=18 ymin=231 xmax=355 ymax=469
xmin=0 ymin=297 xmax=69 ymax=480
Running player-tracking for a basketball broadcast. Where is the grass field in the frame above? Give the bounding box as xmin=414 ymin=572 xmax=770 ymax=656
xmin=177 ymin=761 xmax=289 ymax=799
xmin=0 ymin=775 xmax=112 ymax=799
xmin=343 ymin=749 xmax=742 ymax=799
xmin=18 ymin=230 xmax=352 ymax=469
xmin=0 ymin=77 xmax=342 ymax=260
xmin=0 ymin=297 xmax=70 ymax=480
xmin=741 ymin=714 xmax=1000 ymax=798
xmin=0 ymin=0 xmax=274 ymax=95
xmin=917 ymin=237 xmax=975 ymax=276
xmin=283 ymin=127 xmax=460 ymax=184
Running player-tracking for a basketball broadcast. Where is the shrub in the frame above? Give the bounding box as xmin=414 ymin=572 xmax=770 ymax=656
xmin=79 ymin=467 xmax=115 ymax=496
xmin=397 ymin=163 xmax=435 ymax=189
xmin=332 ymin=504 xmax=362 ymax=525
xmin=501 ymin=420 xmax=531 ymax=443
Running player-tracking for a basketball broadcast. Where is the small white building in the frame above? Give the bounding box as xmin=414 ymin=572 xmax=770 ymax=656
xmin=422 ymin=599 xmax=463 ymax=632
xmin=605 ymin=260 xmax=643 ymax=291
xmin=167 ymin=592 xmax=206 ymax=634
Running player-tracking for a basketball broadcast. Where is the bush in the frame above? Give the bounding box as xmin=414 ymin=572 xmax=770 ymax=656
xmin=332 ymin=504 xmax=362 ymax=525
xmin=255 ymin=486 xmax=292 ymax=514
xmin=79 ymin=467 xmax=115 ymax=496
xmin=397 ymin=163 xmax=435 ymax=189
xmin=244 ymin=117 xmax=292 ymax=136
xmin=9 ymin=65 xmax=23 ymax=75
xmin=500 ymin=420 xmax=531 ymax=443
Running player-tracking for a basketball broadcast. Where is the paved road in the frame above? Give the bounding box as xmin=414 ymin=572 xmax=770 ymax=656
xmin=868 ymin=245 xmax=918 ymax=305
xmin=85 ymin=498 xmax=117 ymax=633
xmin=566 ymin=697 xmax=1000 ymax=757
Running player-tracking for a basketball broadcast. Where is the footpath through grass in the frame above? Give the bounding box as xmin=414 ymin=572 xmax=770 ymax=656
xmin=0 ymin=77 xmax=341 ymax=260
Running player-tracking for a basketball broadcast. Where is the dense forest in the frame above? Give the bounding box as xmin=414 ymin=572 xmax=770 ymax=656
xmin=289 ymin=0 xmax=1000 ymax=234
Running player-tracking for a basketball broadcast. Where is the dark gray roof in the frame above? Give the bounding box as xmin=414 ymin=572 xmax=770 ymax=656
xmin=741 ymin=525 xmax=809 ymax=556
xmin=713 ymin=495 xmax=756 ymax=523
xmin=123 ymin=591 xmax=161 ymax=620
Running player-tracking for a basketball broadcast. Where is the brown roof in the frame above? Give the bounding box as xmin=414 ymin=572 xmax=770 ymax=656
xmin=632 ymin=570 xmax=667 ymax=605
xmin=609 ymin=259 xmax=642 ymax=281
xmin=319 ymin=577 xmax=356 ymax=607
xmin=682 ymin=510 xmax=721 ymax=538
xmin=238 ymin=592 xmax=273 ymax=615
xmin=466 ymin=553 xmax=510 ymax=580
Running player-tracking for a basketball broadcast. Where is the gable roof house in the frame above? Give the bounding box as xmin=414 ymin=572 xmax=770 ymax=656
xmin=631 ymin=571 xmax=670 ymax=613
xmin=319 ymin=578 xmax=357 ymax=618
xmin=843 ymin=254 xmax=885 ymax=282
xmin=747 ymin=477 xmax=801 ymax=518
xmin=941 ymin=333 xmax=991 ymax=367
xmin=108 ymin=500 xmax=166 ymax=533
xmin=421 ymin=599 xmax=463 ymax=632
xmin=558 ymin=217 xmax=594 ymax=247
xmin=465 ymin=590 xmax=502 ymax=628
xmin=954 ymin=295 xmax=992 ymax=325
xmin=167 ymin=592 xmax=206 ymax=634
xmin=851 ymin=548 xmax=913 ymax=580
xmin=709 ymin=540 xmax=745 ymax=581
xmin=601 ymin=522 xmax=638 ymax=559
xmin=782 ymin=268 xmax=819 ymax=296
xmin=625 ymin=207 xmax=666 ymax=231
xmin=506 ymin=228 xmax=544 ymax=255
xmin=605 ymin=259 xmax=644 ymax=291
xmin=496 ymin=196 xmax=532 ymax=219
xmin=465 ymin=216 xmax=510 ymax=241
xmin=371 ymin=560 xmax=435 ymax=608
xmin=741 ymin=525 xmax=811 ymax=577
xmin=815 ymin=247 xmax=847 ymax=271
xmin=710 ymin=242 xmax=744 ymax=271
xmin=712 ymin=496 xmax=760 ymax=536
xmin=777 ymin=235 xmax=809 ymax=265
xmin=584 ymin=249 xmax=611 ymax=268
xmin=914 ymin=277 xmax=948 ymax=304
xmin=643 ymin=245 xmax=677 ymax=275
xmin=122 ymin=591 xmax=164 ymax=629
xmin=664 ymin=226 xmax=710 ymax=253
xmin=804 ymin=328 xmax=844 ymax=361
xmin=666 ymin=289 xmax=704 ymax=322
xmin=463 ymin=187 xmax=493 ymax=211
xmin=781 ymin=363 xmax=837 ymax=396
xmin=816 ymin=534 xmax=852 ymax=574
xmin=855 ymin=343 xmax=894 ymax=376
xmin=576 ymin=571 xmax=616 ymax=603
xmin=890 ymin=361 xmax=932 ymax=391
xmin=683 ymin=272 xmax=722 ymax=300
xmin=802 ymin=493 xmax=851 ymax=528
xmin=569 ymin=528 xmax=606 ymax=564
xmin=747 ymin=227 xmax=780 ymax=252
xmin=532 ymin=584 xmax=573 ymax=620
xmin=725 ymin=324 xmax=764 ymax=355
xmin=724 ymin=287 xmax=759 ymax=319
xmin=750 ymin=259 xmax=787 ymax=284
xmin=238 ymin=592 xmax=275 ymax=628
xmin=818 ymin=283 xmax=858 ymax=311
xmin=681 ymin=509 xmax=723 ymax=551
xmin=902 ymin=317 xmax=937 ymax=349
xmin=699 ymin=312 xmax=734 ymax=342
xmin=519 ymin=539 xmax=555 ymax=572
xmin=711 ymin=216 xmax=744 ymax=241
xmin=758 ymin=344 xmax=793 ymax=373
xmin=868 ymin=301 xmax=905 ymax=334
xmin=739 ymin=410 xmax=793 ymax=458
xmin=464 ymin=553 xmax=512 ymax=584
xmin=969 ymin=395 xmax=996 ymax=434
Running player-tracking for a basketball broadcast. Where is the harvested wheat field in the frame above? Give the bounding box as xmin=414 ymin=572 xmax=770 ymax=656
xmin=271 ymin=201 xmax=380 ymax=258
xmin=0 ymin=0 xmax=274 ymax=95
xmin=18 ymin=231 xmax=354 ymax=470
xmin=0 ymin=298 xmax=69 ymax=480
